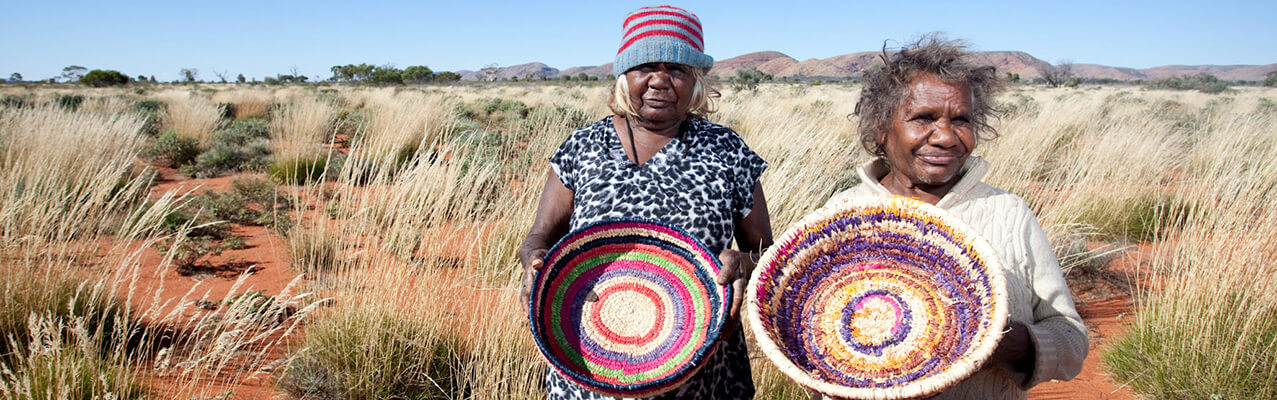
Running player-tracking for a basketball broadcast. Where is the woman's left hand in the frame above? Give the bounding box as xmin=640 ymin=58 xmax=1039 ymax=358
xmin=991 ymin=321 xmax=1035 ymax=374
xmin=715 ymin=249 xmax=756 ymax=338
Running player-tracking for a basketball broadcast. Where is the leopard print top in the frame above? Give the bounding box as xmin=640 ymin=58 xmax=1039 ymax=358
xmin=544 ymin=115 xmax=767 ymax=399
xmin=550 ymin=116 xmax=767 ymax=254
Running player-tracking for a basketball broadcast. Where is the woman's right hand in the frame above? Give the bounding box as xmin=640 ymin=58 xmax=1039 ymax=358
xmin=520 ymin=248 xmax=549 ymax=315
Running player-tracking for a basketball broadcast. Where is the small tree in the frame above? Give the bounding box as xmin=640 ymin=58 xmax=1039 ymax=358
xmin=1037 ymin=61 xmax=1076 ymax=88
xmin=477 ymin=63 xmax=500 ymax=82
xmin=8 ymin=72 xmax=20 ymax=82
xmin=576 ymin=72 xmax=589 ymax=81
xmin=433 ymin=71 xmax=461 ymax=82
xmin=1265 ymin=71 xmax=1277 ymax=87
xmin=136 ymin=74 xmax=147 ymax=82
xmin=370 ymin=65 xmax=403 ymax=85
xmin=60 ymin=65 xmax=87 ymax=83
xmin=80 ymin=69 xmax=130 ymax=87
xmin=402 ymin=65 xmax=433 ymax=84
xmin=180 ymin=68 xmax=199 ymax=83
xmin=237 ymin=73 xmax=247 ymax=84
xmin=728 ymin=68 xmax=772 ymax=91
xmin=149 ymin=75 xmax=157 ymax=83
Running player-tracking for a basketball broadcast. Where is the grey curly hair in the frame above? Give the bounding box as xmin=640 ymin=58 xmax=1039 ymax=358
xmin=855 ymin=34 xmax=1006 ymax=157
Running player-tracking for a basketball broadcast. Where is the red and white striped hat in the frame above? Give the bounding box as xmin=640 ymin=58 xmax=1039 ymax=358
xmin=614 ymin=5 xmax=714 ymax=76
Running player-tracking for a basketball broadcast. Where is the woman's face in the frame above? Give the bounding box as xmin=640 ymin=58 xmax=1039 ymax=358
xmin=626 ymin=62 xmax=695 ymax=124
xmin=879 ymin=73 xmax=976 ymax=187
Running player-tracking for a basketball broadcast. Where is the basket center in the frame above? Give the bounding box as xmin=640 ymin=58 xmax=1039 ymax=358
xmin=592 ymin=281 xmax=665 ymax=344
xmin=841 ymin=289 xmax=911 ymax=349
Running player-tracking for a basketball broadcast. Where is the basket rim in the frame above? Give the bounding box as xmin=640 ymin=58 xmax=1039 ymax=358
xmin=745 ymin=195 xmax=1009 ymax=399
xmin=529 ymin=218 xmax=730 ymax=396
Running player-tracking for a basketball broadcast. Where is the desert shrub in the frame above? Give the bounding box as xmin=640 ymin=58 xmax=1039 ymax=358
xmin=728 ymin=67 xmax=773 ymax=91
xmin=1146 ymin=73 xmax=1230 ymax=94
xmin=458 ymin=97 xmax=528 ymax=127
xmin=182 ymin=119 xmax=274 ymax=177
xmin=56 ymin=94 xmax=84 ymax=111
xmin=1264 ymin=71 xmax=1277 ymax=87
xmin=80 ymin=69 xmax=130 ymax=87
xmin=148 ymin=128 xmax=201 ymax=167
xmin=130 ymin=99 xmax=166 ymax=136
xmin=270 ymin=155 xmax=329 ymax=184
xmin=184 ymin=144 xmax=247 ymax=178
xmin=276 ymin=308 xmax=465 ymax=400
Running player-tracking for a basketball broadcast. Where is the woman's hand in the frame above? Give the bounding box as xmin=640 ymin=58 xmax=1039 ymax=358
xmin=714 ymin=249 xmax=757 ymax=339
xmin=990 ymin=321 xmax=1035 ymax=374
xmin=519 ymin=248 xmax=549 ymax=315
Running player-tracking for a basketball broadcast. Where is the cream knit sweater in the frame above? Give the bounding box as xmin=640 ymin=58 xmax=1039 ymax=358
xmin=823 ymin=157 xmax=1088 ymax=400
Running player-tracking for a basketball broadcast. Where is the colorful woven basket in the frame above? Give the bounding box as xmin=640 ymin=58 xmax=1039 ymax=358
xmin=529 ymin=219 xmax=729 ymax=397
xmin=746 ymin=196 xmax=1008 ymax=399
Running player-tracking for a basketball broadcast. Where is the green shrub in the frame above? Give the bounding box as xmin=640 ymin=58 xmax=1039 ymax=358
xmin=1264 ymin=71 xmax=1277 ymax=87
xmin=56 ymin=94 xmax=84 ymax=111
xmin=131 ymin=99 xmax=166 ymax=136
xmin=1146 ymin=73 xmax=1230 ymax=94
xmin=79 ymin=69 xmax=130 ymax=87
xmin=270 ymin=156 xmax=329 ymax=184
xmin=277 ymin=308 xmax=466 ymax=399
xmin=728 ymin=67 xmax=772 ymax=91
xmin=148 ymin=128 xmax=201 ymax=167
xmin=184 ymin=144 xmax=246 ymax=178
xmin=211 ymin=119 xmax=271 ymax=146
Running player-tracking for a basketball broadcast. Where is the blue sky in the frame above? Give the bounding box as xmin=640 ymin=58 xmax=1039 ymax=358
xmin=2 ymin=0 xmax=1274 ymax=81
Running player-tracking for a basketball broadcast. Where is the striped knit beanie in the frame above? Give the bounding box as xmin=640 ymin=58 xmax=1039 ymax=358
xmin=614 ymin=5 xmax=714 ymax=76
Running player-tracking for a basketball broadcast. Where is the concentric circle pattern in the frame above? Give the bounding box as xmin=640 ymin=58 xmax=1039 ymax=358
xmin=747 ymin=196 xmax=1008 ymax=399
xmin=530 ymin=219 xmax=729 ymax=398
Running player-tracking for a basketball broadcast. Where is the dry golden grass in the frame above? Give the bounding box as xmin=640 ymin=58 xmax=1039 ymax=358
xmin=270 ymin=96 xmax=337 ymax=161
xmin=4 ymin=82 xmax=1275 ymax=399
xmin=212 ymin=89 xmax=273 ymax=120
xmin=154 ymin=90 xmax=223 ymax=145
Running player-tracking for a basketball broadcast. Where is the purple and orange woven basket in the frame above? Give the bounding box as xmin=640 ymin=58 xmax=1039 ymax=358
xmin=747 ymin=196 xmax=1008 ymax=399
xmin=529 ymin=219 xmax=730 ymax=397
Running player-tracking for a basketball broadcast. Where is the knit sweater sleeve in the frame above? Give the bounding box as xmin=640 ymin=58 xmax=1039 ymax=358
xmin=1018 ymin=208 xmax=1089 ymax=388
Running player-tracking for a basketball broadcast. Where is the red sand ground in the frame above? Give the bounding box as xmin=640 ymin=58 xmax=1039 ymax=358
xmin=121 ymin=166 xmax=1147 ymax=399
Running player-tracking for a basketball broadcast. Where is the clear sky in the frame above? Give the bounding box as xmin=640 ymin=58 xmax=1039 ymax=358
xmin=2 ymin=0 xmax=1274 ymax=81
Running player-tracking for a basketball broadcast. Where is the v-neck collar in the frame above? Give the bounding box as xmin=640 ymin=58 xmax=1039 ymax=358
xmin=609 ymin=115 xmax=690 ymax=168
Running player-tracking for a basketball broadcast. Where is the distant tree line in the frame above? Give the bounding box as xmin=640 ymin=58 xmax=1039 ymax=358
xmin=329 ymin=63 xmax=461 ymax=85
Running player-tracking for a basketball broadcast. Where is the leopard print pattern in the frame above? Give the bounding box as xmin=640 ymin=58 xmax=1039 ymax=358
xmin=544 ymin=116 xmax=766 ymax=399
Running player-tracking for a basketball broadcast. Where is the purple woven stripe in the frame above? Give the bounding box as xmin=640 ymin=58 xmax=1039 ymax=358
xmin=838 ymin=289 xmax=912 ymax=356
xmin=564 ymin=267 xmax=689 ymax=365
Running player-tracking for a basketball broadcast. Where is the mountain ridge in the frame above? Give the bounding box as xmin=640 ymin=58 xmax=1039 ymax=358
xmin=456 ymin=51 xmax=1276 ymax=82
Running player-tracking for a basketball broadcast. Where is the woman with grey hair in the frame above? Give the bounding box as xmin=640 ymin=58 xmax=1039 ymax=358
xmin=820 ymin=36 xmax=1088 ymax=399
xmin=520 ymin=5 xmax=770 ymax=399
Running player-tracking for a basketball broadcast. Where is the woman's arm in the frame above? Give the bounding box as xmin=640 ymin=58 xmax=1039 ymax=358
xmin=519 ymin=171 xmax=574 ymax=311
xmin=994 ymin=210 xmax=1089 ymax=388
xmin=715 ymin=182 xmax=773 ymax=318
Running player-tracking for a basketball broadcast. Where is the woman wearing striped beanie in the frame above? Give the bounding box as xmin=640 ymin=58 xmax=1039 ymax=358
xmin=521 ymin=5 xmax=768 ymax=400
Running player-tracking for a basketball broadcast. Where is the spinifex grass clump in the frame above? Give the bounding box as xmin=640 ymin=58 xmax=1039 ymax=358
xmin=276 ymin=307 xmax=466 ymax=400
xmin=0 ymin=105 xmax=149 ymax=242
xmin=155 ymin=90 xmax=223 ymax=147
xmin=1103 ymin=99 xmax=1277 ymax=399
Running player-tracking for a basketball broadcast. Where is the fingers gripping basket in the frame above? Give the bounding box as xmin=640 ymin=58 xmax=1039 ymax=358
xmin=746 ymin=196 xmax=1008 ymax=399
xmin=529 ymin=219 xmax=730 ymax=397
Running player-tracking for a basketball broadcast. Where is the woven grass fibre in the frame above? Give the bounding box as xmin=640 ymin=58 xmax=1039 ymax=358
xmin=747 ymin=196 xmax=1008 ymax=399
xmin=529 ymin=219 xmax=730 ymax=397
